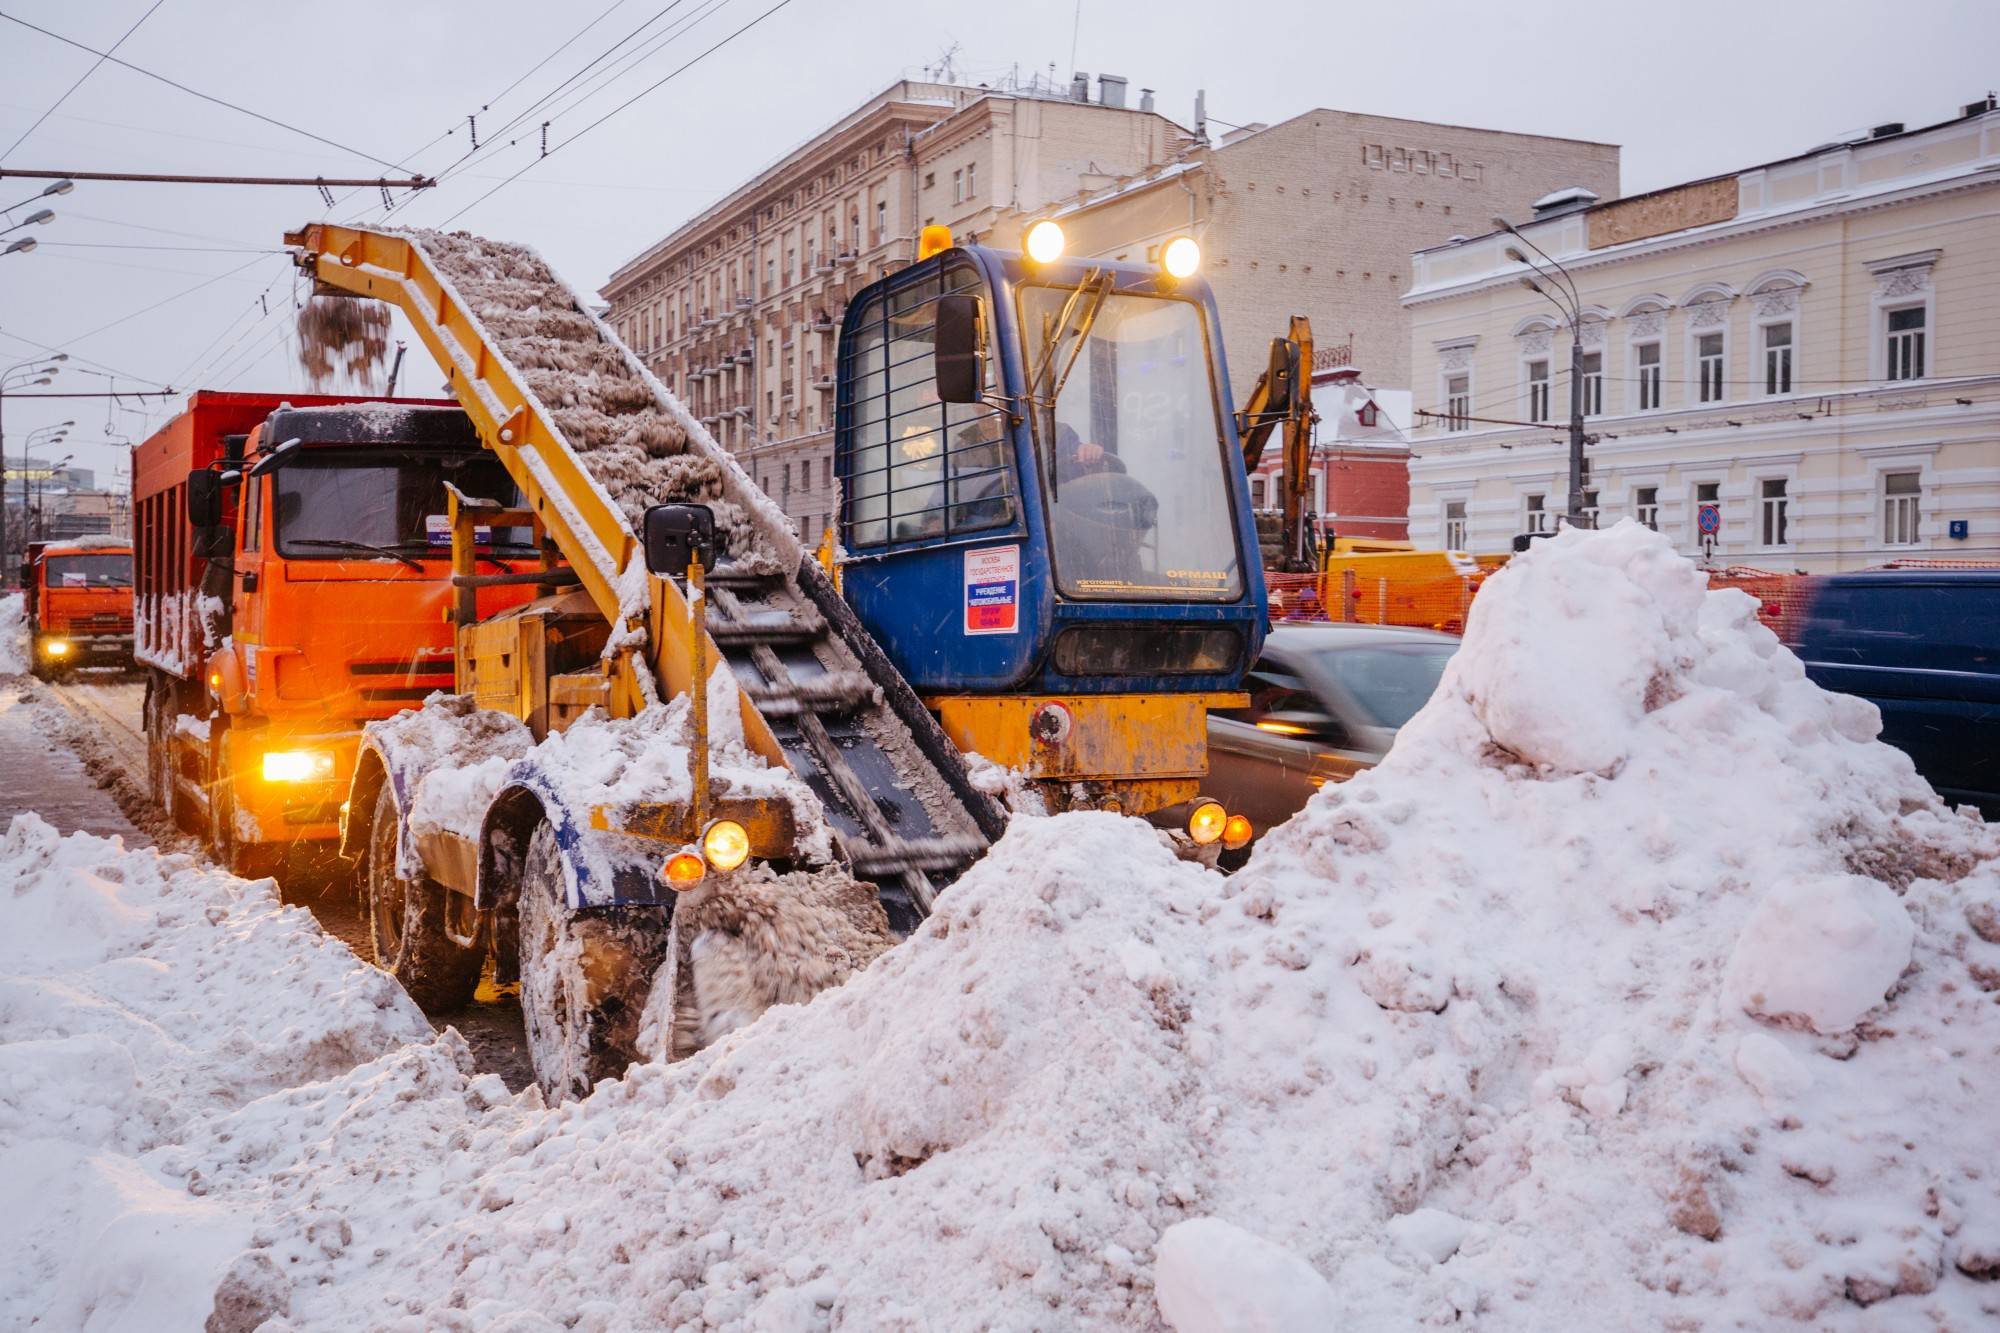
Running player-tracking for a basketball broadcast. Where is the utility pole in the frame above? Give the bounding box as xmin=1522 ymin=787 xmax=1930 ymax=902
xmin=1495 ymin=215 xmax=1591 ymax=529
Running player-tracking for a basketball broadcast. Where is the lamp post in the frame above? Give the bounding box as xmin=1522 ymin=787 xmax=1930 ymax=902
xmin=2 ymin=355 xmax=66 ymax=585
xmin=1494 ymin=215 xmax=1591 ymax=529
xmin=21 ymin=423 xmax=74 ymax=551
xmin=0 ymin=178 xmax=73 ymax=217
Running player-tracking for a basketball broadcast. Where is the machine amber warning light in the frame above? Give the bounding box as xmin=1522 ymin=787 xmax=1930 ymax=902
xmin=702 ymin=819 xmax=750 ymax=872
xmin=1188 ymin=800 xmax=1228 ymax=846
xmin=1222 ymin=814 xmax=1254 ymax=851
xmin=1161 ymin=236 xmax=1201 ymax=279
xmin=262 ymin=750 xmax=335 ymax=783
xmin=1024 ymin=219 xmax=1066 ymax=265
xmin=917 ymin=224 xmax=954 ymax=261
xmin=661 ymin=849 xmax=707 ymax=889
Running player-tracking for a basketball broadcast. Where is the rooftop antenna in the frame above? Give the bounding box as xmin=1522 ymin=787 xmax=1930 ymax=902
xmin=1069 ymin=0 xmax=1084 ymax=79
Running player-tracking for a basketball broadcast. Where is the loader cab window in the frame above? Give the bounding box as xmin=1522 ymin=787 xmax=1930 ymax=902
xmin=1018 ymin=283 xmax=1242 ymax=602
xmin=273 ymin=451 xmax=536 ymax=560
xmin=840 ymin=262 xmax=1015 ymax=547
xmin=44 ymin=553 xmax=132 ymax=587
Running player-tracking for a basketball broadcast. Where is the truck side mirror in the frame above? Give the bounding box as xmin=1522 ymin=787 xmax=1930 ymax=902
xmin=643 ymin=502 xmax=716 ymax=576
xmin=934 ymin=293 xmax=984 ymax=405
xmin=186 ymin=468 xmax=223 ymax=527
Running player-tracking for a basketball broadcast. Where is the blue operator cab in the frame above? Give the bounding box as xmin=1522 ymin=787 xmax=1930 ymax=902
xmin=832 ymin=227 xmax=1267 ymax=821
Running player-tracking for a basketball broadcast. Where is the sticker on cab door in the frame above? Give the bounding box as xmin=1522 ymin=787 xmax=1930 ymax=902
xmin=964 ymin=544 xmax=1020 ymax=635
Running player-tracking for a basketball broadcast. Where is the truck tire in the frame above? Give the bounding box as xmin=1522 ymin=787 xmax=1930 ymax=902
xmin=518 ymin=820 xmax=667 ymax=1103
xmin=365 ymin=782 xmax=483 ymax=1013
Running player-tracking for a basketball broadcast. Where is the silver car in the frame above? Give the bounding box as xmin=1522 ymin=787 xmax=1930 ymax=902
xmin=1207 ymin=624 xmax=1460 ymax=833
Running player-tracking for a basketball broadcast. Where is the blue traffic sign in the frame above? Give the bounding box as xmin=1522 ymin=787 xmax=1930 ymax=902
xmin=1697 ymin=503 xmax=1722 ymax=535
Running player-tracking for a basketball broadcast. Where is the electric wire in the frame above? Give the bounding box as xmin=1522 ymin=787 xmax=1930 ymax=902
xmin=0 ymin=0 xmax=169 ymax=163
xmin=0 ymin=327 xmax=172 ymax=388
xmin=437 ymin=0 xmax=801 ymax=228
xmin=0 ymin=10 xmax=416 ymax=174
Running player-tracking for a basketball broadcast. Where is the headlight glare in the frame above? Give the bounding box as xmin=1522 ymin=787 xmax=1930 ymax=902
xmin=702 ymin=819 xmax=750 ymax=872
xmin=261 ymin=750 xmax=335 ymax=783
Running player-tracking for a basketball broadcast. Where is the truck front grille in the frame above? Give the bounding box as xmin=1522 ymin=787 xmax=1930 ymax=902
xmin=349 ymin=656 xmax=454 ymax=704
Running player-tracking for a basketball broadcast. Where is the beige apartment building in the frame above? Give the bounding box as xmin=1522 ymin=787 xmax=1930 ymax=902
xmin=600 ymin=76 xmax=1198 ymax=538
xmin=1401 ymin=96 xmax=2000 ymax=572
xmin=1044 ymin=108 xmax=1622 ymax=397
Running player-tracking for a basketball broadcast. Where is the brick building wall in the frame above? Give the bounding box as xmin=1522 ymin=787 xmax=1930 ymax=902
xmin=1058 ymin=109 xmax=1620 ymax=401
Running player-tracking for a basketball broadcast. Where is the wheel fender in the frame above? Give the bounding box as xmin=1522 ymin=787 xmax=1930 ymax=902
xmin=476 ymin=761 xmax=676 ymax=912
xmin=343 ymin=726 xmax=425 ymax=876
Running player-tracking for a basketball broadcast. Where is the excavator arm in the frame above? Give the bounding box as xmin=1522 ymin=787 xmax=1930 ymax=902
xmin=1234 ymin=315 xmax=1319 ymax=575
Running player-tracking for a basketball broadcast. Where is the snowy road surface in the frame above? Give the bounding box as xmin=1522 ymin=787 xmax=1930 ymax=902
xmin=3 ymin=526 xmax=1999 ymax=1332
xmin=0 ymin=680 xmax=141 ymax=841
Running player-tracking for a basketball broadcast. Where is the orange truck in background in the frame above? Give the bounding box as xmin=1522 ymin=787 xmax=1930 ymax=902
xmin=20 ymin=536 xmax=135 ymax=678
xmin=133 ymin=390 xmax=538 ymax=876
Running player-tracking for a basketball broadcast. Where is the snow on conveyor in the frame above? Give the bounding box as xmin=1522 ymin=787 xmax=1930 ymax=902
xmin=4 ymin=524 xmax=1998 ymax=1331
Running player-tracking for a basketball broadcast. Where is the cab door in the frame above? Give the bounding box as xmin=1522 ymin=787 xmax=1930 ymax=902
xmin=836 ymin=258 xmax=1045 ymax=690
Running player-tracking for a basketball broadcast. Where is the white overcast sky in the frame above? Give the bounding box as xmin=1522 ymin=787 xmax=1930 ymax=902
xmin=1 ymin=0 xmax=1994 ymax=483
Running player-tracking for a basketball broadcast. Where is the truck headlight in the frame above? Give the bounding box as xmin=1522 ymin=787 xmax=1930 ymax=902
xmin=43 ymin=639 xmax=71 ymax=657
xmin=262 ymin=750 xmax=335 ymax=783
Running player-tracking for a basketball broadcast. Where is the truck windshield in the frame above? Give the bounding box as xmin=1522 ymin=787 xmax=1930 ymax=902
xmin=273 ymin=452 xmax=535 ymax=560
xmin=45 ymin=553 xmax=132 ymax=587
xmin=1019 ymin=285 xmax=1242 ymax=602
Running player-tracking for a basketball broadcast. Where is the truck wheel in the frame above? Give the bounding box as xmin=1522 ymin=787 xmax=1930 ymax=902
xmin=365 ymin=782 xmax=483 ymax=1014
xmin=518 ymin=820 xmax=667 ymax=1103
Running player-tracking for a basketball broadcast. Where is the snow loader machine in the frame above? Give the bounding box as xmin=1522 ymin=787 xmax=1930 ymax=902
xmin=290 ymin=221 xmax=1266 ymax=1097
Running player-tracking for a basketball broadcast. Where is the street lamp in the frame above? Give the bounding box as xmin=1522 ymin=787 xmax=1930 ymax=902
xmin=3 ymin=238 xmax=37 ymax=256
xmin=19 ymin=424 xmax=74 ymax=549
xmin=0 ymin=179 xmax=72 ymax=216
xmin=1 ymin=357 xmax=66 ymax=582
xmin=0 ymin=208 xmax=54 ymax=234
xmin=1494 ymin=214 xmax=1591 ymax=529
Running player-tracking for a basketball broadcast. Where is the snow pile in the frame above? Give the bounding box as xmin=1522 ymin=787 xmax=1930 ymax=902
xmin=0 ymin=813 xmax=432 ymax=1331
xmin=366 ymin=692 xmax=535 ymax=846
xmin=12 ymin=523 xmax=1999 ymax=1330
xmin=0 ymin=591 xmax=24 ymax=674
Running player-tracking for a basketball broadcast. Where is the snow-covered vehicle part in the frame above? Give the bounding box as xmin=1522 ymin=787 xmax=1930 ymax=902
xmin=290 ymin=223 xmax=1007 ymax=1094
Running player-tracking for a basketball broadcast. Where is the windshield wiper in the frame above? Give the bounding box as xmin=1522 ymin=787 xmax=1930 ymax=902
xmin=290 ymin=538 xmax=423 ymax=571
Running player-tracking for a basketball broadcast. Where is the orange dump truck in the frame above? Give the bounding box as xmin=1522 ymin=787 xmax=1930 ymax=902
xmin=134 ymin=390 xmax=536 ymax=875
xmin=20 ymin=537 xmax=135 ymax=677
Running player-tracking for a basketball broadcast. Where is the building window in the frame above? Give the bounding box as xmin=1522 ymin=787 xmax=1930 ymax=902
xmin=1249 ymin=474 xmax=1268 ymax=507
xmin=1524 ymin=493 xmax=1550 ymax=534
xmin=951 ymin=168 xmax=964 ymax=204
xmin=1885 ymin=306 xmax=1926 ymax=380
xmin=1636 ymin=342 xmax=1663 ymax=410
xmin=1761 ymin=322 xmax=1793 ymax=395
xmin=874 ymin=200 xmax=887 ymax=242
xmin=1443 ymin=500 xmax=1467 ymax=549
xmin=1635 ymin=486 xmax=1658 ymax=531
xmin=965 ymin=160 xmax=977 ymax=198
xmin=1582 ymin=489 xmax=1599 ymax=528
xmin=1882 ymin=471 xmax=1921 ymax=545
xmin=1579 ymin=352 xmax=1603 ymax=415
xmin=1696 ymin=332 xmax=1725 ymax=403
xmin=800 ymin=458 xmax=812 ymax=490
xmin=1445 ymin=373 xmax=1470 ymax=431
xmin=1526 ymin=359 xmax=1550 ymax=423
xmin=1759 ymin=479 xmax=1789 ymax=547
xmin=923 ymin=171 xmax=935 ymax=190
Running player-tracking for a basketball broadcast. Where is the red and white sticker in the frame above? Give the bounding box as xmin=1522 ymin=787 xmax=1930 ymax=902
xmin=964 ymin=544 xmax=1020 ymax=636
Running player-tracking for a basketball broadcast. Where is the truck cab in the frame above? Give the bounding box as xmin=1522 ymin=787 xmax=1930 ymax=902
xmin=834 ymin=239 xmax=1266 ymax=816
xmin=140 ymin=396 xmax=537 ymax=874
xmin=21 ymin=538 xmax=134 ymax=678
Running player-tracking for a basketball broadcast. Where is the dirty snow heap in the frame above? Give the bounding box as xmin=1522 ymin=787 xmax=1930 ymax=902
xmin=5 ymin=522 xmax=1997 ymax=1331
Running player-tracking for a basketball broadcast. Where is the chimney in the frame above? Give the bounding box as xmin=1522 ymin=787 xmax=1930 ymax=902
xmin=1140 ymin=87 xmax=1155 ymax=113
xmin=1098 ymin=74 xmax=1127 ymax=109
xmin=1070 ymin=71 xmax=1090 ymax=102
xmin=1194 ymin=89 xmax=1207 ymax=141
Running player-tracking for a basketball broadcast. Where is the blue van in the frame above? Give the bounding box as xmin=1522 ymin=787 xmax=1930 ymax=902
xmin=1793 ymin=569 xmax=1999 ymax=818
